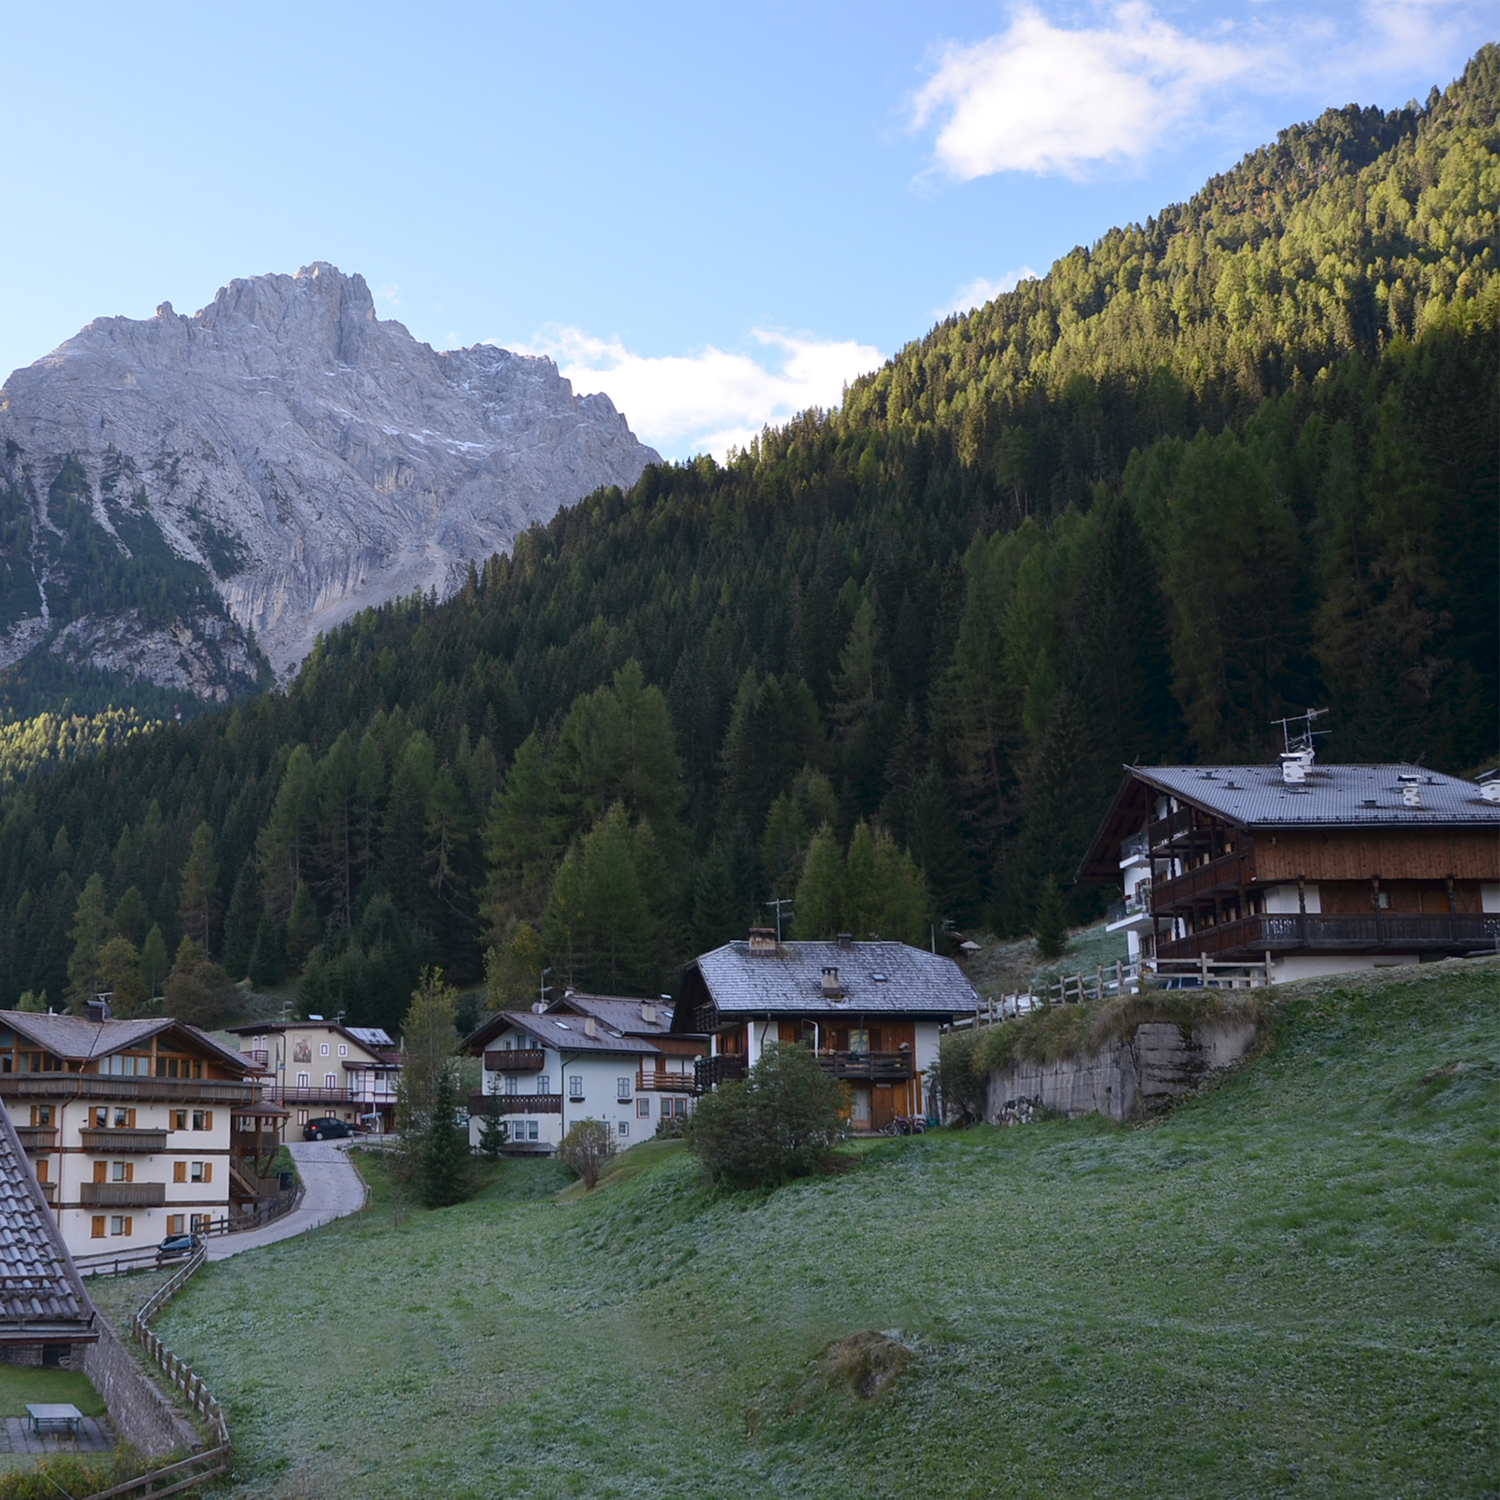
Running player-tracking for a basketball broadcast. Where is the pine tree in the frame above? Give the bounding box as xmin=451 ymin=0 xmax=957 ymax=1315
xmin=476 ymin=1076 xmax=509 ymax=1160
xmin=140 ymin=924 xmax=170 ymax=999
xmin=417 ymin=1066 xmax=473 ymax=1208
xmin=286 ymin=883 xmax=320 ymax=970
xmin=223 ymin=858 xmax=261 ymax=981
xmin=1034 ymin=876 xmax=1068 ymax=959
xmin=65 ymin=874 xmax=112 ymax=1011
xmin=177 ymin=822 xmax=221 ymax=955
xmin=248 ymin=918 xmax=286 ymax=989
xmin=792 ymin=825 xmax=844 ymax=939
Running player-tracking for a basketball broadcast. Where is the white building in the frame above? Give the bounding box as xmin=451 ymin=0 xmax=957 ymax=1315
xmin=225 ymin=1020 xmax=400 ymax=1132
xmin=461 ymin=994 xmax=702 ymax=1154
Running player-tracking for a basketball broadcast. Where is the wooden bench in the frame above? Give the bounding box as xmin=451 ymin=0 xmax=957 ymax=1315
xmin=26 ymin=1403 xmax=82 ymax=1438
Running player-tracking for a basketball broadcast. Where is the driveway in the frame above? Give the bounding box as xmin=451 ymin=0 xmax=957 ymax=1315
xmin=205 ymin=1139 xmax=369 ymax=1261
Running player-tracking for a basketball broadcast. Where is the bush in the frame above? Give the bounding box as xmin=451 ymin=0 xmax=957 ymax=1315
xmin=688 ymin=1042 xmax=846 ymax=1189
xmin=557 ymin=1118 xmax=616 ymax=1189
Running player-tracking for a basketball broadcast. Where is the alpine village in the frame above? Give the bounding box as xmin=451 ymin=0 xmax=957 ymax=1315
xmin=0 ymin=34 xmax=1494 ymax=1500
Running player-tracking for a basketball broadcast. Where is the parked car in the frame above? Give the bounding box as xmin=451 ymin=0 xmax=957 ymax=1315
xmin=155 ymin=1233 xmax=203 ymax=1263
xmin=303 ymin=1116 xmax=354 ymax=1141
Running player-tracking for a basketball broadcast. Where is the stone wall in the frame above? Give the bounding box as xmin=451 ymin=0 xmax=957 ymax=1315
xmin=984 ymin=1020 xmax=1257 ymax=1125
xmin=81 ymin=1312 xmax=201 ymax=1457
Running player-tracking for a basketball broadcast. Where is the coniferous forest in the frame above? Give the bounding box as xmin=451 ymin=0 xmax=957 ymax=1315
xmin=0 ymin=50 xmax=1494 ymax=1029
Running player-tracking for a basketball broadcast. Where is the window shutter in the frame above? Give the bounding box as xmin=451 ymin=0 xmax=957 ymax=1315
xmin=91 ymin=1216 xmax=105 ymax=1239
xmin=202 ymin=1162 xmax=212 ymax=1184
xmin=173 ymin=1162 xmax=186 ymax=1183
xmin=93 ymin=1162 xmax=106 ymax=1184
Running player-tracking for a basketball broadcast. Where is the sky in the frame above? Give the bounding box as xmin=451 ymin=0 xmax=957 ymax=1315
xmin=0 ymin=1 xmax=1492 ymax=460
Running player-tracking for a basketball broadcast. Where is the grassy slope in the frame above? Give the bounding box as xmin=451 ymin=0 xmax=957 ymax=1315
xmin=152 ymin=961 xmax=1498 ymax=1499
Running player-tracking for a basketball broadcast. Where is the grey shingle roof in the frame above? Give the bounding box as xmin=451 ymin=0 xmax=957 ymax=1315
xmin=1132 ymin=763 xmax=1500 ymax=829
xmin=691 ymin=941 xmax=979 ymax=1017
xmin=2 ymin=1012 xmax=254 ymax=1074
xmin=466 ymin=1012 xmax=662 ymax=1058
xmin=551 ymin=994 xmax=675 ymax=1037
xmin=0 ymin=1102 xmax=95 ymax=1343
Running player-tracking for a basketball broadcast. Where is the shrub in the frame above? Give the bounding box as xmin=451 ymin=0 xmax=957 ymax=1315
xmin=688 ymin=1042 xmax=846 ymax=1189
xmin=557 ymin=1118 xmax=616 ymax=1189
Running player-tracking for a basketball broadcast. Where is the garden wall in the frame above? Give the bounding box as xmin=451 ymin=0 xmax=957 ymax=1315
xmin=985 ymin=1020 xmax=1257 ymax=1125
xmin=81 ymin=1311 xmax=201 ymax=1457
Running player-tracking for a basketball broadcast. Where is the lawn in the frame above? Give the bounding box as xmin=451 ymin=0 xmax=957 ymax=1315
xmin=150 ymin=960 xmax=1498 ymax=1499
xmin=0 ymin=1366 xmax=105 ymax=1419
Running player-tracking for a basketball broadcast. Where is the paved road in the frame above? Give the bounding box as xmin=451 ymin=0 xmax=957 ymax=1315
xmin=205 ymin=1140 xmax=368 ymax=1261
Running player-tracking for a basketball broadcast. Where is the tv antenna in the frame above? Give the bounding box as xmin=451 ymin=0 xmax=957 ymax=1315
xmin=1271 ymin=707 xmax=1330 ymax=756
xmin=763 ymin=897 xmax=794 ymax=943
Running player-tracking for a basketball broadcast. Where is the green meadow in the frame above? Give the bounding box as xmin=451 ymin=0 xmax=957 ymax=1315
xmin=145 ymin=961 xmax=1497 ymax=1499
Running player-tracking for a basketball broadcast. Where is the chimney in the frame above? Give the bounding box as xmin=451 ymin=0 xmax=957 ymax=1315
xmin=1480 ymin=774 xmax=1500 ymax=804
xmin=584 ymin=1016 xmax=597 ymax=1038
xmin=748 ymin=928 xmax=777 ymax=955
xmin=836 ymin=932 xmax=854 ymax=950
xmin=1398 ymin=774 xmax=1422 ymax=809
xmin=1280 ymin=750 xmax=1313 ymax=785
xmin=821 ymin=966 xmax=844 ymax=999
xmin=641 ymin=1002 xmax=657 ymax=1024
xmin=85 ymin=996 xmax=111 ymax=1023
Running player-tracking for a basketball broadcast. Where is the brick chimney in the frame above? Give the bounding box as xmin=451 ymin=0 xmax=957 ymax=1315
xmin=748 ymin=928 xmax=777 ymax=955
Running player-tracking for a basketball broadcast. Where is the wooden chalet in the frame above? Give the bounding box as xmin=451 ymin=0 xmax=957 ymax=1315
xmin=675 ymin=932 xmax=979 ymax=1131
xmin=1078 ymin=755 xmax=1500 ymax=983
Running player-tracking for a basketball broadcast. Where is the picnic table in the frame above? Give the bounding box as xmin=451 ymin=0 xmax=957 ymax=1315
xmin=26 ymin=1403 xmax=82 ymax=1437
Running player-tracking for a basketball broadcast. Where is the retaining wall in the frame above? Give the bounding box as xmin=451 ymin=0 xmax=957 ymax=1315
xmin=81 ymin=1311 xmax=201 ymax=1458
xmin=985 ymin=1020 xmax=1257 ymax=1125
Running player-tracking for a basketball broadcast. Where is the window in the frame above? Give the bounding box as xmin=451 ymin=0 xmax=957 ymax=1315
xmin=297 ymin=1110 xmax=308 ymax=1125
xmin=173 ymin=1162 xmax=187 ymax=1183
xmin=636 ymin=1097 xmax=650 ymax=1118
xmin=112 ymin=1162 xmax=133 ymax=1183
xmin=569 ymin=1076 xmax=584 ymax=1101
xmin=171 ymin=1110 xmax=187 ymax=1131
xmin=109 ymin=1216 xmax=132 ymax=1237
xmin=338 ymin=1044 xmax=347 ymax=1057
xmin=297 ymin=1072 xmax=310 ymax=1088
xmin=673 ymin=1098 xmax=687 ymax=1118
xmin=30 ymin=1106 xmax=52 ymax=1127
xmin=617 ymin=1077 xmax=631 ymax=1101
xmin=191 ymin=1162 xmax=212 ymax=1183
xmin=113 ymin=1108 xmax=135 ymax=1128
xmin=617 ymin=1120 xmax=629 ymax=1137
xmin=166 ymin=1215 xmax=185 ymax=1236
xmin=190 ymin=1213 xmax=210 ymax=1234
xmin=505 ymin=1076 xmax=518 ymax=1096
xmin=536 ymin=1076 xmax=550 ymax=1094
xmin=91 ymin=1216 xmax=105 ymax=1240
xmin=527 ymin=1121 xmax=539 ymax=1142
xmin=320 ymin=1043 xmax=329 ymax=1056
xmin=191 ymin=1110 xmax=212 ymax=1131
xmin=325 ymin=1073 xmax=337 ymax=1090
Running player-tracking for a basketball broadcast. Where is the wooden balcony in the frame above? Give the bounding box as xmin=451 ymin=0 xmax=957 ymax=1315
xmin=635 ymin=1067 xmax=699 ymax=1094
xmin=1157 ymin=911 xmax=1500 ymax=962
xmin=0 ymin=1076 xmax=256 ymax=1106
xmin=483 ymin=1049 xmax=546 ymax=1073
xmin=80 ymin=1182 xmax=167 ymax=1207
xmin=80 ymin=1129 xmax=168 ymax=1153
xmin=467 ymin=1091 xmax=562 ymax=1116
xmin=1149 ymin=851 xmax=1254 ymax=913
xmin=817 ymin=1051 xmax=914 ymax=1082
xmin=37 ymin=1181 xmax=55 ymax=1202
xmin=694 ymin=1056 xmax=747 ymax=1091
xmin=13 ymin=1127 xmax=57 ymax=1150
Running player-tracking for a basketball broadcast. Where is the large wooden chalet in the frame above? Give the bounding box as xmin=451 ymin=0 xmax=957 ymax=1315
xmin=675 ymin=933 xmax=979 ymax=1131
xmin=1078 ymin=756 xmax=1500 ymax=983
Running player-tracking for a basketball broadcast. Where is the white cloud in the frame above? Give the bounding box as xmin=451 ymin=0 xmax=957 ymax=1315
xmin=950 ymin=267 xmax=1039 ymax=314
xmin=374 ymin=281 xmax=401 ymax=307
xmin=912 ymin=4 xmax=1256 ymax=180
xmin=511 ymin=327 xmax=886 ymax=460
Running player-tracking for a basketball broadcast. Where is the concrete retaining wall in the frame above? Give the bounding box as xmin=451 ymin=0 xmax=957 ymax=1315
xmin=985 ymin=1020 xmax=1257 ymax=1125
xmin=81 ymin=1312 xmax=201 ymax=1458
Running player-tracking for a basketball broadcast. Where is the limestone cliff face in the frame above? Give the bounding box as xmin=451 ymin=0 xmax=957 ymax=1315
xmin=0 ymin=263 xmax=658 ymax=693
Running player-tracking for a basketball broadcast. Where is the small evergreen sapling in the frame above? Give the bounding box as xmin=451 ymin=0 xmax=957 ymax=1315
xmin=418 ymin=1066 xmax=473 ymax=1208
xmin=477 ymin=1078 xmax=509 ymax=1159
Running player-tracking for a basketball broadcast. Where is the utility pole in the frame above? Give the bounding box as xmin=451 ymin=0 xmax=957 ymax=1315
xmin=763 ymin=898 xmax=794 ymax=943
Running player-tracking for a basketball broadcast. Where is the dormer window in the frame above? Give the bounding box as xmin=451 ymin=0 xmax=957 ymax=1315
xmin=821 ymin=967 xmax=844 ymax=999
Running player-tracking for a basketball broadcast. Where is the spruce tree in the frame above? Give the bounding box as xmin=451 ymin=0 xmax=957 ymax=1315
xmin=286 ymin=883 xmax=320 ymax=970
xmin=792 ymin=825 xmax=844 ymax=938
xmin=177 ymin=822 xmax=221 ymax=955
xmin=248 ymin=918 xmax=287 ymax=989
xmin=1034 ymin=876 xmax=1068 ymax=960
xmin=140 ymin=924 xmax=170 ymax=999
xmin=65 ymin=874 xmax=112 ymax=1011
xmin=223 ymin=858 xmax=261 ymax=981
xmin=418 ymin=1066 xmax=473 ymax=1208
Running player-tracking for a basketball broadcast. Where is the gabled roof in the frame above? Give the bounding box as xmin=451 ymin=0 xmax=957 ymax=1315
xmin=549 ymin=993 xmax=678 ymax=1038
xmin=683 ymin=940 xmax=979 ymax=1020
xmin=0 ymin=1013 xmax=254 ymax=1075
xmin=1078 ymin=762 xmax=1500 ymax=881
xmin=0 ymin=1101 xmax=96 ymax=1344
xmin=223 ymin=1020 xmax=389 ymax=1062
xmin=461 ymin=1010 xmax=661 ymax=1058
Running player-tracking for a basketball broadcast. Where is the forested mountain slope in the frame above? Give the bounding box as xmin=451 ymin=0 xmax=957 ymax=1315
xmin=0 ymin=50 xmax=1494 ymax=1026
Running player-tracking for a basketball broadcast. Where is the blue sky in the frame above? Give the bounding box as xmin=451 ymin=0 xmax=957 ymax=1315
xmin=2 ymin=1 xmax=1492 ymax=458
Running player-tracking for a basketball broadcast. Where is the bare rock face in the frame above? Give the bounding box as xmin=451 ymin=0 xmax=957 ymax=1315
xmin=0 ymin=263 xmax=659 ymax=692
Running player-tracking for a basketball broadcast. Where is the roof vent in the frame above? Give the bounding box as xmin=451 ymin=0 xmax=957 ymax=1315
xmin=821 ymin=966 xmax=844 ymax=999
xmin=836 ymin=933 xmax=854 ymax=950
xmin=1398 ymin=774 xmax=1423 ymax=809
xmin=584 ymin=1016 xmax=597 ymax=1039
xmin=1280 ymin=750 xmax=1313 ymax=785
xmin=641 ymin=1002 xmax=657 ymax=1023
xmin=1478 ymin=772 xmax=1500 ymax=804
xmin=748 ymin=928 xmax=777 ymax=955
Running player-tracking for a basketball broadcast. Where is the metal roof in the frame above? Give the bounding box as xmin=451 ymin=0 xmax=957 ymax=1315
xmin=463 ymin=1011 xmax=662 ymax=1058
xmin=689 ymin=940 xmax=980 ymax=1017
xmin=1131 ymin=763 xmax=1500 ymax=828
xmin=0 ymin=1013 xmax=253 ymax=1074
xmin=0 ymin=1101 xmax=96 ymax=1344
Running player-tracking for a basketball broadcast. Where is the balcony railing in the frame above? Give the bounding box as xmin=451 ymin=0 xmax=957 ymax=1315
xmin=635 ymin=1067 xmax=699 ymax=1094
xmin=694 ymin=1056 xmax=747 ymax=1090
xmin=484 ymin=1049 xmax=546 ymax=1073
xmin=264 ymin=1085 xmax=397 ymax=1107
xmin=0 ymin=1076 xmax=257 ymax=1105
xmin=467 ymin=1092 xmax=563 ymax=1116
xmin=1157 ymin=911 xmax=1500 ymax=961
xmin=13 ymin=1127 xmax=56 ymax=1150
xmin=1120 ymin=831 xmax=1150 ymax=862
xmin=80 ymin=1128 xmax=168 ymax=1153
xmin=1149 ymin=851 xmax=1253 ymax=913
xmin=80 ymin=1182 xmax=167 ymax=1207
xmin=817 ymin=1051 xmax=914 ymax=1082
xmin=245 ymin=1050 xmax=269 ymax=1069
xmin=38 ymin=1181 xmax=55 ymax=1202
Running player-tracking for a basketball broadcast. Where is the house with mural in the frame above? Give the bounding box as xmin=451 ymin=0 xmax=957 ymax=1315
xmin=675 ymin=932 xmax=979 ymax=1131
xmin=225 ymin=1020 xmax=400 ymax=1132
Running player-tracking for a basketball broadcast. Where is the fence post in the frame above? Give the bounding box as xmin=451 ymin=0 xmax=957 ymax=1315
xmin=1115 ymin=959 xmax=1123 ymax=996
xmin=1200 ymin=951 xmax=1209 ymax=988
